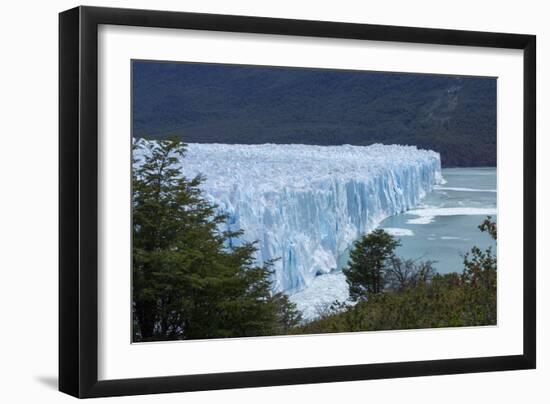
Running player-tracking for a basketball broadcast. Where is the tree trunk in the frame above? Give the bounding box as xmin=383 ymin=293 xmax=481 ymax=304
xmin=135 ymin=299 xmax=156 ymax=341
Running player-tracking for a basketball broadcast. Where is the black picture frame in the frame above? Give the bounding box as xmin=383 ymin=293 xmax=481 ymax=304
xmin=59 ymin=5 xmax=536 ymax=398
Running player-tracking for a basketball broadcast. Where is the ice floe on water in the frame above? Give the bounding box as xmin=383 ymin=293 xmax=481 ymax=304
xmin=407 ymin=216 xmax=436 ymax=225
xmin=406 ymin=207 xmax=497 ymax=225
xmin=383 ymin=227 xmax=415 ymax=236
xmin=434 ymin=186 xmax=496 ymax=193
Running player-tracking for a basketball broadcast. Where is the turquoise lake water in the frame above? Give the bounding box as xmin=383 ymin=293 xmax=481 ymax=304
xmin=379 ymin=167 xmax=497 ymax=274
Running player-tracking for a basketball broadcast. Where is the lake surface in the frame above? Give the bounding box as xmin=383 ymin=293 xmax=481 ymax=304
xmin=291 ymin=167 xmax=497 ymax=319
xmin=379 ymin=167 xmax=497 ymax=274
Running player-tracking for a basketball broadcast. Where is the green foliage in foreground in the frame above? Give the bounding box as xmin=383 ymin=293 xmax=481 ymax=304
xmin=294 ymin=219 xmax=497 ymax=334
xmin=343 ymin=229 xmax=401 ymax=299
xmin=132 ymin=138 xmax=301 ymax=342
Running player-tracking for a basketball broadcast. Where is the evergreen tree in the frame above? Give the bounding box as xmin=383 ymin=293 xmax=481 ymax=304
xmin=271 ymin=292 xmax=303 ymax=333
xmin=343 ymin=229 xmax=400 ymax=301
xmin=132 ymin=138 xmax=299 ymax=341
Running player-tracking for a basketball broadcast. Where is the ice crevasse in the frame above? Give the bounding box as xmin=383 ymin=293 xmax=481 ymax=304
xmin=134 ymin=140 xmax=443 ymax=294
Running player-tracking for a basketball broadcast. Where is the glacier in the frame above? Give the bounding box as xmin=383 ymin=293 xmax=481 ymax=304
xmin=134 ymin=140 xmax=443 ymax=300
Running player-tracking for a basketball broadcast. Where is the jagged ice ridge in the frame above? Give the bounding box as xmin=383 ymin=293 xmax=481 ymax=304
xmin=134 ymin=140 xmax=443 ymax=295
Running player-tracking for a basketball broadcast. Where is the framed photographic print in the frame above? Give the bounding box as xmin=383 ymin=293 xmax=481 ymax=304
xmin=59 ymin=6 xmax=536 ymax=398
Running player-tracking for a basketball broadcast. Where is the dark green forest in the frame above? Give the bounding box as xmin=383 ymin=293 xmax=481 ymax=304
xmin=132 ymin=138 xmax=497 ymax=342
xmin=132 ymin=61 xmax=496 ymax=167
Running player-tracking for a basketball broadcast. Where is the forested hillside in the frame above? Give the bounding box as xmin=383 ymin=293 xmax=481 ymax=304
xmin=132 ymin=61 xmax=496 ymax=167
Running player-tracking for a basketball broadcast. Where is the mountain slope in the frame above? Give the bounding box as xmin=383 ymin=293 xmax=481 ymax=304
xmin=132 ymin=61 xmax=496 ymax=167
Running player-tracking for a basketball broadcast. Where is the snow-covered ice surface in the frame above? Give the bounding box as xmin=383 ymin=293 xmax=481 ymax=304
xmin=289 ymin=272 xmax=350 ymax=320
xmin=134 ymin=140 xmax=442 ymax=318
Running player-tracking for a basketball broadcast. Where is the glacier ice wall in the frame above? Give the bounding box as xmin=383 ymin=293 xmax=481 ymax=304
xmin=134 ymin=141 xmax=442 ymax=294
